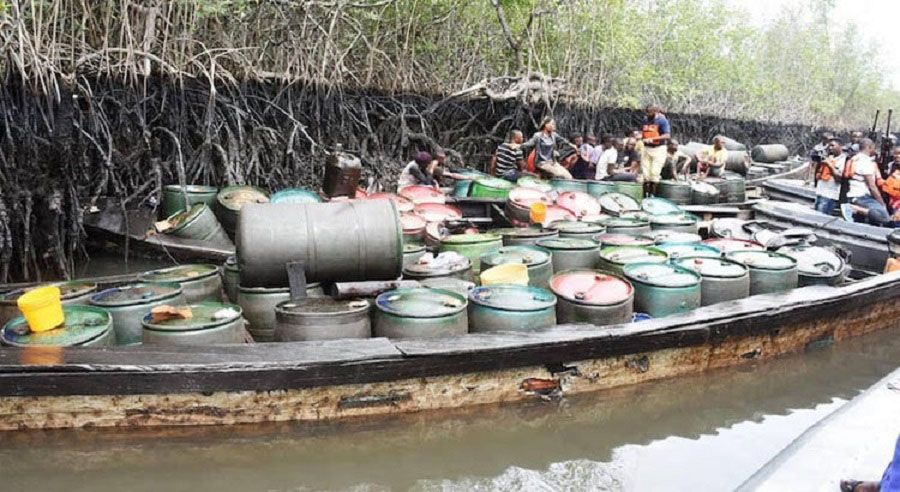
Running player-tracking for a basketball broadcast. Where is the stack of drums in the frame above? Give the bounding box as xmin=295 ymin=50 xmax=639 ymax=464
xmin=468 ymin=285 xmax=557 ymax=333
xmin=160 ymin=184 xmax=219 ymax=218
xmin=674 ymin=256 xmax=750 ymax=306
xmin=366 ymin=193 xmax=414 ymax=213
xmin=374 ymin=288 xmax=468 ymax=338
xmin=138 ymin=264 xmax=223 ymax=303
xmin=142 ymin=302 xmax=247 ymax=345
xmin=726 ymin=250 xmax=799 ymax=295
xmin=623 ymin=262 xmax=701 ymax=318
xmin=1 ymin=305 xmax=115 ymax=347
xmin=537 ymin=238 xmax=600 ymax=272
xmin=275 ymin=298 xmax=371 ymax=342
xmin=549 ymin=270 xmax=634 ymax=325
xmin=90 ymin=282 xmax=187 ymax=346
xmin=480 ymin=246 xmax=554 ymax=289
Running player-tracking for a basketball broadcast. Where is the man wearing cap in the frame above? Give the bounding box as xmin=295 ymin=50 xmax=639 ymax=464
xmin=639 ymin=104 xmax=671 ymax=196
xmin=398 ymin=151 xmax=438 ymax=188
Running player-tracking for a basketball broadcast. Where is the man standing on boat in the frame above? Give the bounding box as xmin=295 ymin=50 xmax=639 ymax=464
xmin=811 ymin=137 xmax=846 ymax=216
xmin=840 ymin=138 xmax=892 ymax=226
xmin=639 ymin=104 xmax=671 ymax=197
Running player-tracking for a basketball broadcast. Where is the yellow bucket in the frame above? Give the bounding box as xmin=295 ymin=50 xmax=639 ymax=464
xmin=530 ymin=202 xmax=547 ymax=225
xmin=480 ymin=264 xmax=529 ymax=286
xmin=17 ymin=286 xmax=65 ymax=332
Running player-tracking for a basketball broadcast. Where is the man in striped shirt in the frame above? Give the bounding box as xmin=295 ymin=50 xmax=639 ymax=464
xmin=490 ymin=130 xmax=526 ymax=181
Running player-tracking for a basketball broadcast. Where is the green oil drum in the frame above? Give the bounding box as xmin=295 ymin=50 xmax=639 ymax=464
xmin=551 ymin=178 xmax=588 ymax=194
xmin=0 ymin=281 xmax=97 ymax=328
xmin=536 ymin=238 xmax=600 ymax=273
xmin=270 ymin=188 xmax=322 ymax=204
xmin=403 ymin=243 xmax=427 ymax=269
xmin=2 ymin=305 xmax=114 ymax=347
xmin=615 ymin=182 xmax=643 ymax=203
xmin=452 ymin=170 xmax=488 ymax=198
xmin=726 ymin=250 xmax=799 ymax=295
xmin=419 ymin=278 xmax=477 ymax=297
xmin=516 ymin=176 xmax=554 ymax=193
xmin=470 ymin=177 xmax=515 ymax=200
xmin=223 ymin=256 xmax=240 ymax=303
xmin=691 ymin=181 xmax=720 ymax=205
xmin=480 ymin=245 xmax=554 ymax=289
xmin=649 ymin=213 xmax=699 ymax=234
xmin=702 ymin=238 xmax=765 ymax=254
xmin=719 ymin=173 xmax=747 ymax=203
xmin=497 ymin=227 xmax=559 ymax=247
xmin=642 ymin=230 xmax=702 ymax=245
xmin=439 ymin=233 xmax=503 ymax=274
xmin=674 ymin=256 xmax=750 ymax=306
xmin=641 ymin=197 xmax=683 ymax=216
xmin=164 ymin=203 xmax=232 ymax=247
xmin=593 ymin=233 xmax=655 ymax=248
xmin=600 ymin=217 xmax=651 ymax=236
xmin=548 ymin=221 xmax=605 ymax=240
xmin=274 ymin=298 xmax=371 ymax=342
xmin=403 ymin=256 xmax=474 ymax=282
xmin=142 ymin=302 xmax=247 ymax=345
xmin=656 ymin=242 xmax=721 ymax=260
xmin=586 ymin=180 xmax=617 ymax=198
xmin=160 ymin=184 xmax=218 ymax=219
xmin=216 ymin=185 xmax=269 ymax=236
xmin=138 ymin=264 xmax=223 ymax=303
xmin=89 ymin=282 xmax=186 ymax=346
xmin=468 ymin=285 xmax=557 ymax=333
xmin=750 ymin=144 xmax=789 ymax=164
xmin=374 ymin=288 xmax=468 ymax=338
xmin=598 ymin=246 xmax=668 ymax=276
xmin=657 ymin=180 xmax=692 ymax=205
xmin=598 ymin=192 xmax=641 ymax=215
xmin=624 ymin=262 xmax=701 ymax=318
xmin=237 ymin=283 xmax=325 ymax=342
xmin=549 ymin=270 xmax=634 ymax=325
xmin=776 ymin=244 xmax=846 ymax=287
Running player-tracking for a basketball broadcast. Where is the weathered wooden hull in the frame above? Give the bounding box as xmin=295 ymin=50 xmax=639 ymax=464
xmin=0 ymin=271 xmax=897 ymax=431
xmin=761 ymin=178 xmax=815 ymax=205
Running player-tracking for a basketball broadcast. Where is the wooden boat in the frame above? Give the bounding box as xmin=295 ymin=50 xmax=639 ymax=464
xmin=761 ymin=178 xmax=815 ymax=205
xmin=753 ymin=200 xmax=891 ymax=272
xmin=746 ymin=160 xmax=809 ymax=186
xmin=83 ymin=197 xmax=234 ymax=262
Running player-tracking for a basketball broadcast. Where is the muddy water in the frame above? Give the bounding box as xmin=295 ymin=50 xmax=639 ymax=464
xmin=1 ymin=328 xmax=897 ymax=491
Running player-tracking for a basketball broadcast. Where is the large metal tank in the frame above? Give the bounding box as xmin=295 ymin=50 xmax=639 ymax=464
xmin=89 ymin=282 xmax=187 ymax=346
xmin=623 ymin=262 xmax=701 ymax=318
xmin=238 ymin=200 xmax=403 ymax=286
xmin=750 ymin=144 xmax=790 ymax=163
xmin=776 ymin=244 xmax=846 ymax=286
xmin=274 ymin=297 xmax=371 ymax=342
xmin=439 ymin=233 xmax=503 ymax=274
xmin=160 ymin=184 xmax=218 ymax=219
xmin=657 ymin=180 xmax=692 ymax=205
xmin=142 ymin=302 xmax=247 ymax=345
xmin=549 ymin=270 xmax=634 ymax=325
xmin=237 ymin=283 xmax=324 ymax=342
xmin=600 ymin=217 xmax=651 ymax=236
xmin=597 ymin=246 xmax=668 ymax=275
xmin=2 ymin=305 xmax=114 ymax=347
xmin=139 ymin=264 xmax=223 ymax=303
xmin=548 ymin=221 xmax=605 ymax=240
xmin=536 ymin=238 xmax=600 ymax=272
xmin=215 ymin=185 xmax=269 ymax=236
xmin=374 ymin=288 xmax=468 ymax=338
xmin=164 ymin=203 xmax=233 ymax=247
xmin=674 ymin=256 xmax=750 ymax=306
xmin=480 ymin=245 xmax=554 ymax=289
xmin=468 ymin=285 xmax=557 ymax=333
xmin=726 ymin=250 xmax=799 ymax=295
xmin=498 ymin=227 xmax=559 ymax=246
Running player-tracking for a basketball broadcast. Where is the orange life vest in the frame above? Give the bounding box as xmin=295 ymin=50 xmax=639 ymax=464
xmin=881 ymin=175 xmax=900 ymax=199
xmin=815 ymin=162 xmax=834 ymax=181
xmin=526 ymin=149 xmax=536 ymax=173
xmin=642 ymin=124 xmax=660 ymax=140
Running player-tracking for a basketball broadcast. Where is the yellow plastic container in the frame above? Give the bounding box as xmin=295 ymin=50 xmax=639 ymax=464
xmin=530 ymin=202 xmax=547 ymax=225
xmin=480 ymin=264 xmax=529 ymax=286
xmin=17 ymin=286 xmax=64 ymax=332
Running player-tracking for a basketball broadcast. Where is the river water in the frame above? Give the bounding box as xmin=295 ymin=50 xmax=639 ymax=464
xmin=2 ymin=327 xmax=899 ymax=491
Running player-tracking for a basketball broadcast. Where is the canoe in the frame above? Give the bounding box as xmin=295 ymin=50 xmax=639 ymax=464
xmin=83 ymin=197 xmax=235 ymax=262
xmin=746 ymin=160 xmax=809 ymax=186
xmin=761 ymin=178 xmax=816 ymax=206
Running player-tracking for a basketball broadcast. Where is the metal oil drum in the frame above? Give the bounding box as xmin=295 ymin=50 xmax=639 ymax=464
xmin=452 ymin=170 xmax=488 ymax=198
xmin=399 ymin=185 xmax=446 ymax=204
xmin=270 ymin=188 xmax=322 ymax=204
xmin=215 ymin=185 xmax=269 ymax=236
xmin=142 ymin=302 xmax=247 ymax=345
xmin=223 ymin=255 xmax=240 ymax=303
xmin=401 ymin=213 xmax=427 ymax=244
xmin=403 ymin=256 xmax=474 ymax=282
xmin=164 ymin=203 xmax=233 ymax=247
xmin=419 ymin=278 xmax=476 ymax=297
xmin=2 ymin=305 xmax=114 ymax=347
xmin=366 ymin=193 xmax=414 ymax=213
xmin=439 ymin=233 xmax=503 ymax=274
xmin=403 ymin=243 xmax=427 ymax=269
xmin=656 ymin=242 xmax=722 ymax=260
xmin=704 ymin=177 xmax=728 ymax=203
xmin=690 ymin=181 xmax=720 ymax=205
xmin=614 ymin=182 xmax=644 ymax=203
xmin=598 ymin=246 xmax=668 ymax=276
xmin=470 ymin=177 xmax=514 ymax=200
xmin=623 ymin=262 xmax=701 ymax=318
xmin=0 ymin=281 xmax=97 ymax=327
xmin=412 ymin=203 xmax=463 ymax=223
xmin=323 ymin=148 xmax=362 ymax=198
xmin=751 ymin=144 xmax=789 ymax=163
xmin=374 ymin=288 xmax=468 ymax=338
xmin=702 ymin=238 xmax=764 ymax=254
xmin=593 ymin=233 xmax=655 ymax=248
xmin=776 ymin=244 xmax=846 ymax=287
xmin=642 ymin=230 xmax=702 ymax=245
xmin=641 ymin=197 xmax=683 ymax=216
xmin=139 ymin=264 xmax=223 ymax=303
xmin=497 ymin=227 xmax=559 ymax=246
xmin=536 ymin=238 xmax=600 ymax=273
xmin=90 ymin=282 xmax=186 ymax=346
xmin=674 ymin=256 xmax=750 ymax=306
xmin=480 ymin=245 xmax=554 ymax=289
xmin=649 ymin=213 xmax=699 ymax=234
xmin=549 ymin=270 xmax=634 ymax=325
xmin=548 ymin=220 xmax=605 ymax=240
xmin=719 ymin=173 xmax=747 ymax=203
xmin=274 ymin=297 xmax=371 ymax=342
xmin=657 ymin=180 xmax=692 ymax=205
xmin=238 ymin=200 xmax=403 ymax=286
xmin=600 ymin=217 xmax=651 ymax=236
xmin=517 ymin=176 xmax=554 ymax=193
xmin=506 ymin=187 xmax=553 ymax=224
xmin=579 ymin=213 xmax=613 ymax=224
xmin=541 ymin=205 xmax=578 ymax=226
xmin=161 ymin=184 xmax=218 ymax=219
xmin=237 ymin=283 xmax=324 ymax=342
xmin=468 ymin=285 xmax=557 ymax=333
xmin=586 ymin=180 xmax=617 ymax=198
xmin=550 ymin=178 xmax=588 ymax=194
xmin=556 ymin=191 xmax=602 ymax=218
xmin=599 ymin=192 xmax=641 ymax=215
xmin=726 ymin=250 xmax=799 ymax=295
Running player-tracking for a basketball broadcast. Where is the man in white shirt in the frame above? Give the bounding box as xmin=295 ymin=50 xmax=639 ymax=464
xmin=841 ymin=138 xmax=891 ymax=226
xmin=593 ymin=136 xmax=618 ymax=180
